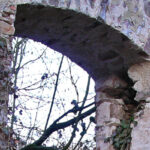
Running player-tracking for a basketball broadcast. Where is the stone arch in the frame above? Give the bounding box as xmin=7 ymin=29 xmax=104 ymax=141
xmin=14 ymin=4 xmax=148 ymax=81
xmin=14 ymin=5 xmax=150 ymax=149
xmin=1 ymin=1 xmax=150 ymax=149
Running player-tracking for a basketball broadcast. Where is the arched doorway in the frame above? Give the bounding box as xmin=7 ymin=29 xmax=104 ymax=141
xmin=15 ymin=4 xmax=147 ymax=80
xmin=14 ymin=4 xmax=149 ymax=150
xmin=0 ymin=2 xmax=149 ymax=149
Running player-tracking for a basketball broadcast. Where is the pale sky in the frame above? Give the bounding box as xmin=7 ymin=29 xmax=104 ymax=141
xmin=10 ymin=39 xmax=96 ymax=149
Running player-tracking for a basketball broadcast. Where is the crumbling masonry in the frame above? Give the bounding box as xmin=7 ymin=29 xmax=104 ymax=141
xmin=1 ymin=0 xmax=150 ymax=149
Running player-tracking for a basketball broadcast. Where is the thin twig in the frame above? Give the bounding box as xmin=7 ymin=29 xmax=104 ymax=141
xmin=74 ymin=121 xmax=91 ymax=150
xmin=11 ymin=38 xmax=27 ymax=130
xmin=63 ymin=75 xmax=91 ymax=150
xmin=44 ymin=55 xmax=64 ymax=131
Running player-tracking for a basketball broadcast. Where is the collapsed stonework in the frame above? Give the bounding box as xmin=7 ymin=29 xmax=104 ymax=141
xmin=1 ymin=0 xmax=150 ymax=150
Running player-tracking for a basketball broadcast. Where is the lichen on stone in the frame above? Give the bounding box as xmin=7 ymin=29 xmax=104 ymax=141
xmin=121 ymin=1 xmax=144 ymax=31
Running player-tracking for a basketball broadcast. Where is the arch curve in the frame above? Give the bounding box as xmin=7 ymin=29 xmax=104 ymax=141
xmin=14 ymin=4 xmax=148 ymax=80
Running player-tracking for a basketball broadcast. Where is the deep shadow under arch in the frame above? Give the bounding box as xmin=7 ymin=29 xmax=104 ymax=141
xmin=14 ymin=4 xmax=148 ymax=81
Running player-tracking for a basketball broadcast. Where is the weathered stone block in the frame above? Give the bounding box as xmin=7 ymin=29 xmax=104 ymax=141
xmin=128 ymin=61 xmax=150 ymax=101
xmin=131 ymin=103 xmax=150 ymax=150
xmin=96 ymin=125 xmax=115 ymax=150
xmin=0 ymin=21 xmax=15 ymax=35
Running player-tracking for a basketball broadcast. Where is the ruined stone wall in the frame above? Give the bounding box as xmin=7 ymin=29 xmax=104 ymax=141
xmin=0 ymin=1 xmax=16 ymax=149
xmin=1 ymin=0 xmax=150 ymax=150
xmin=13 ymin=0 xmax=150 ymax=53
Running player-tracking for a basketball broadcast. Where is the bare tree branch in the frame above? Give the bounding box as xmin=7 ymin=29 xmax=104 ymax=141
xmin=11 ymin=38 xmax=27 ymax=130
xmin=63 ymin=75 xmax=91 ymax=150
xmin=33 ymin=106 xmax=95 ymax=146
xmin=73 ymin=121 xmax=91 ymax=150
xmin=44 ymin=55 xmax=64 ymax=131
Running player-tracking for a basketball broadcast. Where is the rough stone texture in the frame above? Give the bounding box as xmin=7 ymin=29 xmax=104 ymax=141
xmin=128 ymin=61 xmax=150 ymax=149
xmin=95 ymin=75 xmax=127 ymax=150
xmin=128 ymin=61 xmax=150 ymax=101
xmin=130 ymin=103 xmax=150 ymax=150
xmin=0 ymin=2 xmax=15 ymax=149
xmin=95 ymin=100 xmax=125 ymax=150
xmin=1 ymin=0 xmax=150 ymax=150
xmin=14 ymin=4 xmax=148 ymax=80
xmin=0 ymin=21 xmax=15 ymax=35
xmin=11 ymin=0 xmax=150 ymax=53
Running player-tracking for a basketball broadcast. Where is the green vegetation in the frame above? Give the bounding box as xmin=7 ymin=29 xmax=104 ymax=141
xmin=104 ymin=116 xmax=137 ymax=150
